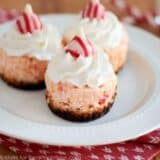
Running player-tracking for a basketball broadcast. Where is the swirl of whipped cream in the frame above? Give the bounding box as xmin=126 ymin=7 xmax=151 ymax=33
xmin=64 ymin=12 xmax=124 ymax=49
xmin=0 ymin=22 xmax=60 ymax=60
xmin=46 ymin=45 xmax=116 ymax=88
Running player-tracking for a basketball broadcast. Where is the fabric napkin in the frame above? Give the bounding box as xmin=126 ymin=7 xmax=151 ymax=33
xmin=0 ymin=131 xmax=159 ymax=160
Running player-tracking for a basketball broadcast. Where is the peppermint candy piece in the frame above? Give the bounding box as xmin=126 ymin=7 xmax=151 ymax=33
xmin=16 ymin=4 xmax=42 ymax=34
xmin=65 ymin=36 xmax=94 ymax=59
xmin=82 ymin=0 xmax=107 ymax=20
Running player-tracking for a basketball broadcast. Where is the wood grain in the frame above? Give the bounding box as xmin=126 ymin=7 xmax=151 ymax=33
xmin=0 ymin=0 xmax=155 ymax=13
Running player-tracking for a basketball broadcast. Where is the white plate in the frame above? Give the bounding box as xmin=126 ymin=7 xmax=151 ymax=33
xmin=0 ymin=14 xmax=160 ymax=146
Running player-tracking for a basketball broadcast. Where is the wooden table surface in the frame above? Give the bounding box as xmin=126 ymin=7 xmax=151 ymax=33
xmin=0 ymin=0 xmax=159 ymax=159
xmin=0 ymin=0 xmax=155 ymax=13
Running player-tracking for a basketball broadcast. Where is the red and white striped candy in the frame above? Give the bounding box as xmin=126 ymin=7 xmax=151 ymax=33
xmin=81 ymin=0 xmax=107 ymax=20
xmin=16 ymin=4 xmax=42 ymax=34
xmin=65 ymin=36 xmax=94 ymax=59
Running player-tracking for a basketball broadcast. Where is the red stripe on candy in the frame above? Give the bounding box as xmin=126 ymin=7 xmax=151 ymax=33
xmin=93 ymin=4 xmax=99 ymax=18
xmin=23 ymin=13 xmax=32 ymax=33
xmin=73 ymin=36 xmax=89 ymax=57
xmin=37 ymin=16 xmax=43 ymax=29
xmin=31 ymin=14 xmax=42 ymax=30
xmin=16 ymin=19 xmax=25 ymax=34
xmin=34 ymin=15 xmax=41 ymax=29
xmin=31 ymin=14 xmax=37 ymax=30
xmin=65 ymin=49 xmax=80 ymax=58
xmin=86 ymin=1 xmax=93 ymax=17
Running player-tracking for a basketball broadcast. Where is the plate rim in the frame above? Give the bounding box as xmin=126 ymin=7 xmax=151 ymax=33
xmin=0 ymin=14 xmax=160 ymax=146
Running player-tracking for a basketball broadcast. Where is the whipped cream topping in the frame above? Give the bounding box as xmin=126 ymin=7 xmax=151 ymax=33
xmin=46 ymin=34 xmax=116 ymax=88
xmin=0 ymin=22 xmax=61 ymax=60
xmin=64 ymin=11 xmax=124 ymax=49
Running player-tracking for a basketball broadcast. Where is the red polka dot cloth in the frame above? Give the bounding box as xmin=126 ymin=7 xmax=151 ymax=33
xmin=0 ymin=9 xmax=160 ymax=160
xmin=0 ymin=131 xmax=160 ymax=160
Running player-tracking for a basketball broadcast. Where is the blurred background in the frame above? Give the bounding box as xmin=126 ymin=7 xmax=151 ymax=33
xmin=0 ymin=0 xmax=159 ymax=35
xmin=0 ymin=0 xmax=156 ymax=14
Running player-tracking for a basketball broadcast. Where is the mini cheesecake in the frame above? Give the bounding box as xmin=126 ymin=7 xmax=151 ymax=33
xmin=45 ymin=30 xmax=117 ymax=121
xmin=0 ymin=4 xmax=60 ymax=89
xmin=63 ymin=0 xmax=128 ymax=73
